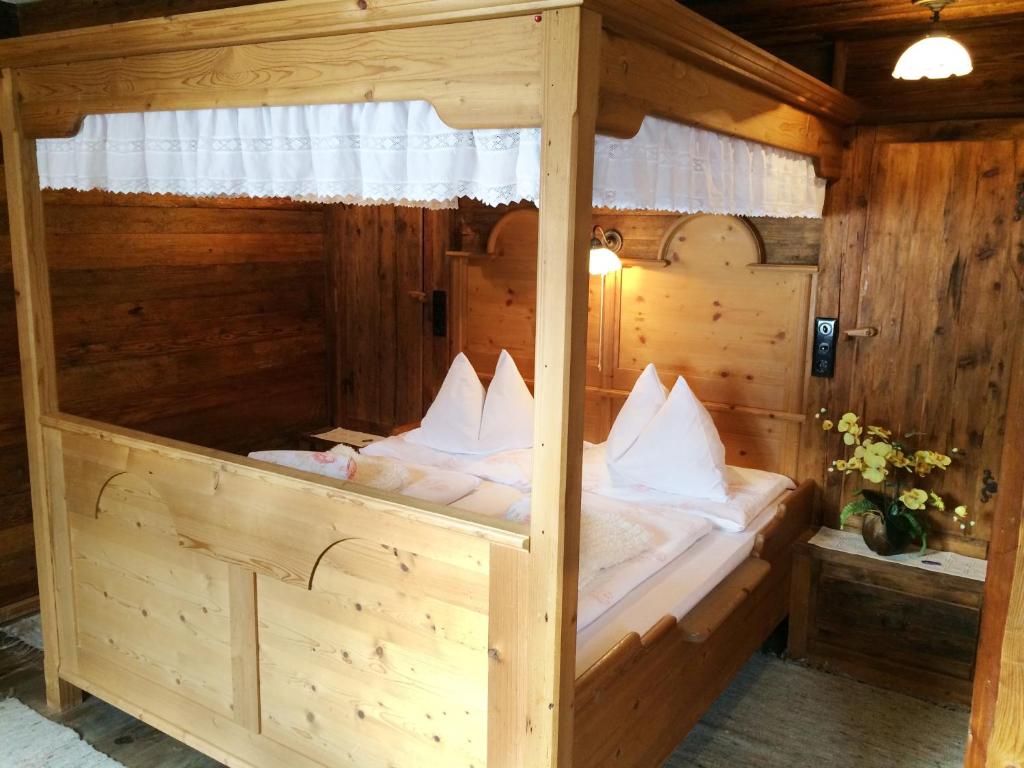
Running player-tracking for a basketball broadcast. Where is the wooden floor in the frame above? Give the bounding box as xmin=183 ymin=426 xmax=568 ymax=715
xmin=0 ymin=625 xmax=969 ymax=768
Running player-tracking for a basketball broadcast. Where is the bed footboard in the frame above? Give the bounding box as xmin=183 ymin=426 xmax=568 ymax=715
xmin=40 ymin=414 xmax=529 ymax=768
xmin=573 ymin=480 xmax=817 ymax=767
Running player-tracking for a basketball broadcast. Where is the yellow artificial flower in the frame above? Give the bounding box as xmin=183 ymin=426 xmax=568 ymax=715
xmin=900 ymin=488 xmax=929 ymax=511
xmin=862 ymin=466 xmax=888 ymax=484
xmin=889 ymin=450 xmax=912 ymax=469
xmin=954 ymin=505 xmax=968 ymax=519
xmin=845 ymin=456 xmax=864 ymax=472
xmin=843 ymin=424 xmax=864 ymax=446
xmin=929 ymin=452 xmax=952 ymax=469
xmin=837 ymin=412 xmax=859 ymax=433
xmin=866 ymin=425 xmax=893 ymax=440
xmin=833 ymin=459 xmax=848 ymax=471
xmin=928 ymin=492 xmax=945 ymax=511
xmin=853 ymin=441 xmax=892 ymax=474
xmin=822 ymin=419 xmax=834 ymax=431
xmin=913 ymin=451 xmax=936 ymax=477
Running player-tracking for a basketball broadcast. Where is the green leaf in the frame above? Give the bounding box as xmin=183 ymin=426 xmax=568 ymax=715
xmin=894 ymin=509 xmax=928 ymax=554
xmin=860 ymin=488 xmax=889 ymax=509
xmin=884 ymin=514 xmax=913 ymax=551
xmin=840 ymin=498 xmax=880 ymax=528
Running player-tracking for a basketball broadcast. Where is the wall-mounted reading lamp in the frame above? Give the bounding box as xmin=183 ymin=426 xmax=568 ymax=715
xmin=590 ymin=226 xmax=623 ymax=372
xmin=892 ymin=0 xmax=973 ymax=80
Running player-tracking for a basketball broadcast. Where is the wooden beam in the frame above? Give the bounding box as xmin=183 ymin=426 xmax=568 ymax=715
xmin=967 ymin=252 xmax=1024 ymax=767
xmin=597 ymin=31 xmax=844 ymax=178
xmin=15 ymin=15 xmax=545 ymax=139
xmin=0 ymin=67 xmax=81 ymax=712
xmin=525 ymin=7 xmax=599 ymax=766
xmin=588 ymin=0 xmax=860 ymax=125
xmin=0 ymin=0 xmax=576 ymax=68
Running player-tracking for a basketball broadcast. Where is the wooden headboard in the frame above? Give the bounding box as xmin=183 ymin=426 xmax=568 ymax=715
xmin=449 ymin=209 xmax=816 ymax=478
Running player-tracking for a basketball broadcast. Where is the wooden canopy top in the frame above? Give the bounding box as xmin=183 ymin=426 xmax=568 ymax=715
xmin=0 ymin=0 xmax=859 ymax=126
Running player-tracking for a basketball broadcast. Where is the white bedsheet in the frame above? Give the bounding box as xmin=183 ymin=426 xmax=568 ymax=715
xmin=575 ymin=500 xmax=782 ymax=675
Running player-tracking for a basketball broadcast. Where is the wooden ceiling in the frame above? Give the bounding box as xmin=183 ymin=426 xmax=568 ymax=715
xmin=680 ymin=0 xmax=1024 ymax=123
xmin=681 ymin=0 xmax=1024 ymax=43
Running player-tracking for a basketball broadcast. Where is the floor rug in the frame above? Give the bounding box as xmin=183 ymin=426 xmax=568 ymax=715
xmin=666 ymin=652 xmax=969 ymax=768
xmin=0 ymin=698 xmax=127 ymax=768
xmin=0 ymin=614 xmax=43 ymax=651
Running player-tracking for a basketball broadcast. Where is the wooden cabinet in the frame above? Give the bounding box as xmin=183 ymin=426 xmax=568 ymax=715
xmin=789 ymin=535 xmax=984 ymax=705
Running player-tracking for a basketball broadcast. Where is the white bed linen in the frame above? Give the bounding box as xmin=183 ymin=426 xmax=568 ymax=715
xmin=575 ymin=500 xmax=782 ymax=675
xmin=583 ymin=444 xmax=794 ymax=532
xmin=358 ymin=437 xmax=536 ymax=490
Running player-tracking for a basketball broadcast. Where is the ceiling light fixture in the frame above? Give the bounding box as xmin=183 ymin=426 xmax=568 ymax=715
xmin=892 ymin=0 xmax=973 ymax=81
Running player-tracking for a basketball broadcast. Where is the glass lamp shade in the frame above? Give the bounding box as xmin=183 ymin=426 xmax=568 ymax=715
xmin=588 ymin=245 xmax=623 ymax=276
xmin=892 ymin=34 xmax=973 ymax=80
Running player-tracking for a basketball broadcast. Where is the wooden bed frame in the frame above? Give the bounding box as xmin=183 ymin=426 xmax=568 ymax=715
xmin=0 ymin=2 xmax=852 ymax=766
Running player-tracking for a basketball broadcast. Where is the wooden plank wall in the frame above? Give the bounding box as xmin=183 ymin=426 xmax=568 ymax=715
xmin=325 ymin=205 xmax=452 ymax=435
xmin=802 ymin=126 xmax=1024 ymax=558
xmin=0 ymin=187 xmax=329 ymax=618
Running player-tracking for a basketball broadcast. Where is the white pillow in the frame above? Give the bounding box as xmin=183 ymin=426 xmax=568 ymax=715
xmin=478 ymin=350 xmax=534 ymax=453
xmin=405 ymin=350 xmax=534 ymax=455
xmin=606 ymin=363 xmax=666 ymax=461
xmin=609 ymin=375 xmax=728 ymax=502
xmin=405 ymin=352 xmax=485 ymax=453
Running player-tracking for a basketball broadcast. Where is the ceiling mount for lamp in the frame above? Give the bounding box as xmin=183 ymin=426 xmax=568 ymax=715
xmin=892 ymin=0 xmax=973 ymax=81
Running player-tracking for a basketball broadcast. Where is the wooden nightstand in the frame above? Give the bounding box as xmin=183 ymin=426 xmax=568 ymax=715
xmin=788 ymin=528 xmax=985 ymax=705
xmin=298 ymin=426 xmax=384 ymax=452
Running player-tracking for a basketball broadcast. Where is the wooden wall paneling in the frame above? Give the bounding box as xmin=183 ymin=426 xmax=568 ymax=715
xmin=611 ymin=216 xmax=813 ymax=414
xmin=0 ymin=68 xmax=81 ymax=711
xmin=0 ymin=237 xmax=36 ymax=616
xmin=525 ymin=8 xmax=600 ymax=766
xmin=966 ymin=138 xmax=1024 ymax=768
xmin=328 ymin=205 xmax=430 ymax=435
xmin=451 ymin=205 xmax=820 ymax=477
xmin=845 ymin=137 xmax=1023 ymax=555
xmin=798 ymin=127 xmax=876 ymax=521
xmin=0 ymin=187 xmax=330 ymax=619
xmin=422 ymin=209 xmax=456 ymax=406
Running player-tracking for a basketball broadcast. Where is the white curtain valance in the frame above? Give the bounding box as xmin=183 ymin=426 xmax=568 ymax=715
xmin=37 ymin=101 xmax=826 ymax=218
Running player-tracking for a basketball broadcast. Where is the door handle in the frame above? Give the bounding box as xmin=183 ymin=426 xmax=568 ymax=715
xmin=844 ymin=327 xmax=878 ymax=338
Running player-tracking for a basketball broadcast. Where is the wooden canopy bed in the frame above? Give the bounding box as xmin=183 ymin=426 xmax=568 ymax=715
xmin=0 ymin=1 xmax=857 ymax=766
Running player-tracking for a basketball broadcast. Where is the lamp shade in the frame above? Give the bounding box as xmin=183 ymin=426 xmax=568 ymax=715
xmin=892 ymin=33 xmax=973 ymax=80
xmin=589 ymin=246 xmax=623 ymax=276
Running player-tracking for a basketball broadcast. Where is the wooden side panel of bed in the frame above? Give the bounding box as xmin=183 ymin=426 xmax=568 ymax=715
xmin=573 ymin=480 xmax=816 ymax=767
xmin=43 ymin=413 xmax=528 ymax=768
xmin=450 ymin=208 xmax=814 ymax=477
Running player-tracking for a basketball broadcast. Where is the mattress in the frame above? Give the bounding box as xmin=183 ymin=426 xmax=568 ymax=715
xmin=575 ymin=499 xmax=783 ymax=676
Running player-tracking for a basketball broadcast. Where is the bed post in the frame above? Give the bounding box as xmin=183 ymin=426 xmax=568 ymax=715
xmin=526 ymin=8 xmax=601 ymax=767
xmin=0 ymin=68 xmax=81 ymax=712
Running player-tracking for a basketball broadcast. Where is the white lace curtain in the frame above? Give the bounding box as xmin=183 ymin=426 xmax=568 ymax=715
xmin=37 ymin=101 xmax=826 ymax=218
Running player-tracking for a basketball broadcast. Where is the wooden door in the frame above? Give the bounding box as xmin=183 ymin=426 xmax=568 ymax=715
xmin=842 ymin=136 xmax=1024 ymax=557
xmin=326 ymin=205 xmax=452 ymax=434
